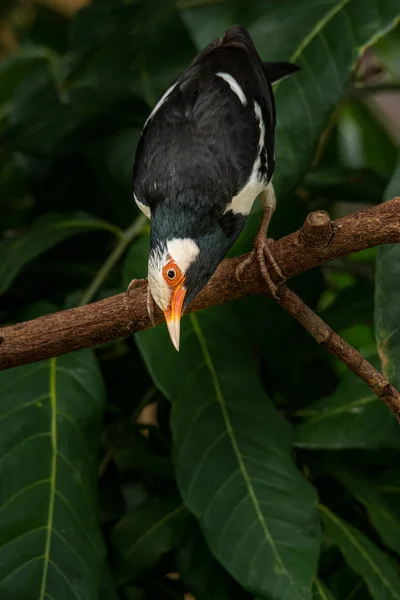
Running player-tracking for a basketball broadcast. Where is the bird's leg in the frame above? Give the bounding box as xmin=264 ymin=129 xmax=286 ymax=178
xmin=235 ymin=184 xmax=285 ymax=299
xmin=126 ymin=278 xmax=155 ymax=326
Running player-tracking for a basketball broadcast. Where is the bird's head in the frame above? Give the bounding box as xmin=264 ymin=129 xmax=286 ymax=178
xmin=147 ymin=232 xmax=232 ymax=351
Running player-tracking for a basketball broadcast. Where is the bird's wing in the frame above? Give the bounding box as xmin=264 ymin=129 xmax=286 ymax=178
xmin=133 ymin=26 xmax=299 ymax=218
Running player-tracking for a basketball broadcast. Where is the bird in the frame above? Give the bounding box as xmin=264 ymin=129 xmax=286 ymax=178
xmin=129 ymin=25 xmax=300 ymax=351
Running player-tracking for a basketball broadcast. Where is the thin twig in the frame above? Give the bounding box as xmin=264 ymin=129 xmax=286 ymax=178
xmin=273 ymin=286 xmax=400 ymax=423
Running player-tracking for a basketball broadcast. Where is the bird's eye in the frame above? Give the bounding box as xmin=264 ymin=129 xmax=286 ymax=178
xmin=167 ymin=269 xmax=176 ymax=280
xmin=162 ymin=260 xmax=184 ymax=287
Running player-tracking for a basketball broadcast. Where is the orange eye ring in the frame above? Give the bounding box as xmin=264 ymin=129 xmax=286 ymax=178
xmin=162 ymin=260 xmax=184 ymax=287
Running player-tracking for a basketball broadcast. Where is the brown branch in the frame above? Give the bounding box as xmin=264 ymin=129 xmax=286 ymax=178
xmin=272 ymin=287 xmax=400 ymax=422
xmin=0 ymin=198 xmax=399 ymax=386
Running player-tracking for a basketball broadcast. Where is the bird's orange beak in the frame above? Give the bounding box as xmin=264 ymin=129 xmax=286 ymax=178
xmin=163 ymin=283 xmax=186 ymax=352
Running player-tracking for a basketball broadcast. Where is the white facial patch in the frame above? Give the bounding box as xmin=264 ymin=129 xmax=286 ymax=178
xmin=216 ymin=72 xmax=247 ymax=106
xmin=134 ymin=193 xmax=151 ymax=219
xmin=224 ymin=101 xmax=267 ymax=216
xmin=147 ymin=238 xmax=200 ymax=312
xmin=167 ymin=238 xmax=200 ymax=272
xmin=144 ymin=83 xmax=178 ymax=129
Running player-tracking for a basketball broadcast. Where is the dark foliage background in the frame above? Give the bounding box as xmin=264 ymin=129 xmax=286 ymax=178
xmin=0 ymin=1 xmax=400 ymax=599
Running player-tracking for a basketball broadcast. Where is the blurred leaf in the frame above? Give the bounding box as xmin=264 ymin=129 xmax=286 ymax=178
xmin=375 ymin=153 xmax=400 ymax=391
xmin=374 ymin=29 xmax=400 ymax=79
xmin=130 ymin=303 xmax=320 ymax=598
xmin=378 ymin=467 xmax=400 ymax=500
xmin=327 ymin=564 xmax=371 ymax=600
xmin=86 ymin=128 xmax=142 ymax=225
xmin=0 ymin=351 xmax=106 ymax=599
xmin=182 ymin=0 xmax=400 ymax=198
xmin=68 ymin=0 xmax=196 ymax=103
xmin=176 ymin=516 xmax=248 ymax=600
xmin=100 ymin=567 xmax=120 ymax=600
xmin=2 ymin=62 xmax=145 ymax=154
xmin=111 ymin=429 xmax=174 ymax=479
xmin=111 ymin=491 xmax=188 ymax=583
xmin=295 ymin=366 xmax=400 ymax=450
xmin=320 ymin=505 xmax=400 ymax=600
xmin=122 ymin=587 xmax=146 ymax=600
xmin=304 ymin=166 xmax=386 ymax=204
xmin=321 ymin=279 xmax=374 ymax=331
xmin=0 ymin=212 xmax=121 ymax=295
xmin=313 ymin=579 xmax=337 ymax=600
xmin=333 ymin=468 xmax=400 ymax=556
xmin=0 ymin=46 xmax=60 ymax=107
xmin=338 ymin=101 xmax=397 ymax=179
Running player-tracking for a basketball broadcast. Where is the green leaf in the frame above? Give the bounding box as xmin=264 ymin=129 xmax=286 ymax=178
xmin=0 ymin=46 xmax=60 ymax=107
xmin=68 ymin=0 xmax=196 ymax=103
xmin=332 ymin=468 xmax=400 ymax=556
xmin=320 ymin=504 xmax=400 ymax=600
xmin=182 ymin=0 xmax=400 ymax=197
xmin=375 ymin=153 xmax=400 ymax=391
xmin=294 ymin=367 xmax=400 ymax=449
xmin=337 ymin=101 xmax=397 ymax=179
xmin=0 ymin=212 xmax=121 ymax=296
xmin=86 ymin=129 xmax=142 ymax=227
xmin=111 ymin=491 xmax=188 ymax=583
xmin=100 ymin=568 xmax=120 ymax=600
xmin=327 ymin=564 xmax=371 ymax=600
xmin=132 ymin=301 xmax=320 ymax=599
xmin=313 ymin=578 xmax=337 ymax=600
xmin=176 ymin=516 xmax=248 ymax=600
xmin=0 ymin=350 xmax=106 ymax=599
xmin=378 ymin=467 xmax=400 ymax=500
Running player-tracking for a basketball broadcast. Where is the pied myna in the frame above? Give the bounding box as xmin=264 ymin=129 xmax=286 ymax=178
xmin=129 ymin=25 xmax=300 ymax=350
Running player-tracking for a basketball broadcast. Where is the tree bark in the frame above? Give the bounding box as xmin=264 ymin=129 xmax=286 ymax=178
xmin=0 ymin=197 xmax=399 ymax=373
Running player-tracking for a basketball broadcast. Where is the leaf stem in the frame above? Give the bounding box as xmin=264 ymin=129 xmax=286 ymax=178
xmin=78 ymin=214 xmax=147 ymax=307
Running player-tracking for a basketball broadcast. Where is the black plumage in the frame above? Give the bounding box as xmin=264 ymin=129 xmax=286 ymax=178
xmin=131 ymin=25 xmax=299 ymax=347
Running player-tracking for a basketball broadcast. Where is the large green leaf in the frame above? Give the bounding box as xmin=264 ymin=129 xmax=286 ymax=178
xmin=294 ymin=367 xmax=400 ymax=449
xmin=0 ymin=351 xmax=106 ymax=599
xmin=125 ymin=236 xmax=320 ymax=600
xmin=181 ymin=0 xmax=400 ymax=198
xmin=0 ymin=46 xmax=60 ymax=107
xmin=176 ymin=516 xmax=249 ymax=600
xmin=375 ymin=153 xmax=400 ymax=392
xmin=111 ymin=491 xmax=188 ymax=583
xmin=0 ymin=212 xmax=121 ymax=296
xmin=327 ymin=564 xmax=372 ymax=600
xmin=68 ymin=0 xmax=196 ymax=103
xmin=320 ymin=505 xmax=400 ymax=600
xmin=313 ymin=579 xmax=337 ymax=600
xmin=332 ymin=468 xmax=400 ymax=556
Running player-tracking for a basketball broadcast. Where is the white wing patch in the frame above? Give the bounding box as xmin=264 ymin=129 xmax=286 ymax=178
xmin=216 ymin=72 xmax=247 ymax=106
xmin=224 ymin=100 xmax=267 ymax=216
xmin=134 ymin=193 xmax=151 ymax=219
xmin=144 ymin=83 xmax=178 ymax=129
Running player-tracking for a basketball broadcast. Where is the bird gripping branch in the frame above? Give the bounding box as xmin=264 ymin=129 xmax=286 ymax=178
xmin=129 ymin=25 xmax=300 ymax=350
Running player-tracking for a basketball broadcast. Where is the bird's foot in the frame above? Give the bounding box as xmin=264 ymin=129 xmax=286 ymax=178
xmin=126 ymin=278 xmax=155 ymax=326
xmin=235 ymin=235 xmax=285 ymax=300
xmin=127 ymin=278 xmax=147 ymax=294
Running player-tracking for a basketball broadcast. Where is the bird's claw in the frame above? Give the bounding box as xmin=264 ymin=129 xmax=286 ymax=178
xmin=235 ymin=236 xmax=285 ymax=300
xmin=126 ymin=278 xmax=155 ymax=327
xmin=127 ymin=278 xmax=147 ymax=294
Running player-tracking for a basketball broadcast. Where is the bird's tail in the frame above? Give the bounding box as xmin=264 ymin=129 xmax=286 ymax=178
xmin=262 ymin=61 xmax=301 ymax=83
xmin=222 ymin=25 xmax=301 ymax=83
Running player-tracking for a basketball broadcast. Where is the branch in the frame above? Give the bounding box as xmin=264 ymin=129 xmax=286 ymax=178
xmin=272 ymin=287 xmax=400 ymax=422
xmin=0 ymin=197 xmax=399 ymax=376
